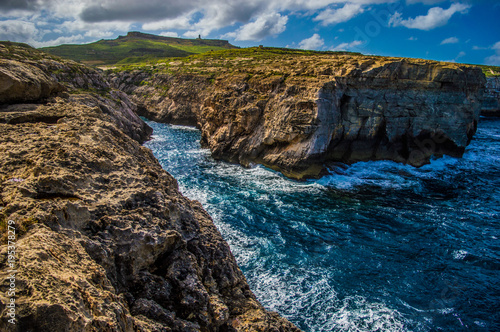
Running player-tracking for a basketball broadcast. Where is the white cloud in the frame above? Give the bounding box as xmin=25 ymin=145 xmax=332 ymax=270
xmin=389 ymin=3 xmax=470 ymax=30
xmin=192 ymin=2 xmax=266 ymax=35
xmin=160 ymin=31 xmax=179 ymax=38
xmin=0 ymin=9 xmax=131 ymax=47
xmin=405 ymin=0 xmax=446 ymax=4
xmin=298 ymin=33 xmax=324 ymax=50
xmin=78 ymin=0 xmax=203 ymax=23
xmin=408 ymin=36 xmax=417 ymax=41
xmin=0 ymin=0 xmax=83 ymax=19
xmin=314 ymin=3 xmax=364 ymax=26
xmin=60 ymin=19 xmax=132 ymax=35
xmin=0 ymin=0 xmax=404 ymax=45
xmin=485 ymin=55 xmax=500 ymax=65
xmin=331 ymin=40 xmax=364 ymax=51
xmin=183 ymin=30 xmax=204 ymax=38
xmin=443 ymin=50 xmax=467 ymax=63
xmin=142 ymin=15 xmax=194 ymax=31
xmin=0 ymin=20 xmax=39 ymax=42
xmin=0 ymin=0 xmax=477 ymax=49
xmin=485 ymin=41 xmax=500 ymax=65
xmin=224 ymin=12 xmax=288 ymax=41
xmin=84 ymin=30 xmax=114 ymax=39
xmin=265 ymin=0 xmax=396 ymax=13
xmin=440 ymin=36 xmax=459 ymax=45
xmin=31 ymin=34 xmax=85 ymax=48
xmin=36 ymin=21 xmax=50 ymax=27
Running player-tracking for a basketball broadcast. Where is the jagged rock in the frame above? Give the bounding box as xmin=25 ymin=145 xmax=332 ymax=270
xmin=482 ymin=77 xmax=500 ymax=116
xmin=108 ymin=71 xmax=209 ymax=127
xmin=110 ymin=52 xmax=485 ymax=180
xmin=0 ymin=59 xmax=64 ymax=104
xmin=0 ymin=43 xmax=299 ymax=331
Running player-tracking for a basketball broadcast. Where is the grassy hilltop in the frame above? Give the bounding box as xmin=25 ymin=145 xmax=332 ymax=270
xmin=38 ymin=31 xmax=499 ymax=77
xmin=40 ymin=31 xmax=239 ymax=66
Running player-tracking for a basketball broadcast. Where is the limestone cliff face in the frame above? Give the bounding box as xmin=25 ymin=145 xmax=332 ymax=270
xmin=112 ymin=52 xmax=485 ymax=180
xmin=482 ymin=77 xmax=500 ymax=116
xmin=0 ymin=43 xmax=299 ymax=331
xmin=109 ymin=70 xmax=210 ymax=127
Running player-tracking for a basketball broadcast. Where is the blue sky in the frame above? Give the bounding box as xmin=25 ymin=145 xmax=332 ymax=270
xmin=0 ymin=0 xmax=499 ymax=65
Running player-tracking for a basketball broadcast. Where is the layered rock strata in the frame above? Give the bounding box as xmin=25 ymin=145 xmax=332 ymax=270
xmin=111 ymin=71 xmax=209 ymax=127
xmin=111 ymin=51 xmax=485 ymax=180
xmin=0 ymin=43 xmax=299 ymax=331
xmin=481 ymin=77 xmax=500 ymax=116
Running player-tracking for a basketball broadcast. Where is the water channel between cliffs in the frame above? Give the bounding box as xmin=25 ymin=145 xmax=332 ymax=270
xmin=144 ymin=117 xmax=500 ymax=332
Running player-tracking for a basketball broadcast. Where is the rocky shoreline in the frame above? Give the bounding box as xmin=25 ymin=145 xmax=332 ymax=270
xmin=0 ymin=41 xmax=496 ymax=331
xmin=110 ymin=50 xmax=486 ymax=179
xmin=0 ymin=43 xmax=299 ymax=331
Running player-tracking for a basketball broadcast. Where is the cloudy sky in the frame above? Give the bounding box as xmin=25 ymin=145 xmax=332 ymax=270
xmin=0 ymin=0 xmax=499 ymax=65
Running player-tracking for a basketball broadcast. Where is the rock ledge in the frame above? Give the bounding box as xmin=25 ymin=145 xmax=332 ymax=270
xmin=0 ymin=42 xmax=299 ymax=331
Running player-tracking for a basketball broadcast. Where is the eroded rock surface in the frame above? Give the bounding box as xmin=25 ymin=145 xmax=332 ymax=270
xmin=110 ymin=71 xmax=209 ymax=127
xmin=482 ymin=77 xmax=500 ymax=117
xmin=111 ymin=50 xmax=485 ymax=179
xmin=0 ymin=43 xmax=299 ymax=331
xmin=0 ymin=59 xmax=63 ymax=104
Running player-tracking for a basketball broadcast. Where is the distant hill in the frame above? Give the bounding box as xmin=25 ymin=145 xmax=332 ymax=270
xmin=40 ymin=31 xmax=239 ymax=66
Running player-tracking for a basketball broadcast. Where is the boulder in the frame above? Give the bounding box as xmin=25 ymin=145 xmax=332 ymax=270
xmin=0 ymin=59 xmax=64 ymax=104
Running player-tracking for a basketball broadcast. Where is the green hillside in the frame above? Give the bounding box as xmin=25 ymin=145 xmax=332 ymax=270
xmin=477 ymin=64 xmax=500 ymax=77
xmin=40 ymin=31 xmax=239 ymax=66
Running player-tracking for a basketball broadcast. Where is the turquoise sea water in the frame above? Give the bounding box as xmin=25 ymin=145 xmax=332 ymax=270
xmin=144 ymin=117 xmax=500 ymax=331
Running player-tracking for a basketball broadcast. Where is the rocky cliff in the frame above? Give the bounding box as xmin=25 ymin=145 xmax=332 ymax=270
xmin=482 ymin=77 xmax=500 ymax=117
xmin=111 ymin=70 xmax=210 ymax=127
xmin=0 ymin=43 xmax=299 ymax=331
xmin=110 ymin=49 xmax=485 ymax=180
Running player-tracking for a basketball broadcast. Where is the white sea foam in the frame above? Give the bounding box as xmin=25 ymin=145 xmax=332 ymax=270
xmin=314 ymin=154 xmax=477 ymax=191
xmin=168 ymin=124 xmax=200 ymax=131
xmin=149 ymin=134 xmax=167 ymax=142
xmin=145 ymin=118 xmax=500 ymax=332
xmin=452 ymin=249 xmax=468 ymax=260
xmin=317 ymin=160 xmax=422 ymax=190
xmin=179 ymin=185 xmax=210 ymax=205
xmin=216 ymin=221 xmax=261 ymax=266
xmin=250 ymin=267 xmax=409 ymax=332
xmin=205 ymin=162 xmax=325 ymax=196
xmin=329 ymin=296 xmax=408 ymax=332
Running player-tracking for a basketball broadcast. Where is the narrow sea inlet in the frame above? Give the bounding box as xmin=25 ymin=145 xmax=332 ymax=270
xmin=144 ymin=118 xmax=500 ymax=332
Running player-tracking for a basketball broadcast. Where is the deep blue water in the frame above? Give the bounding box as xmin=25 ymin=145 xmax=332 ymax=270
xmin=144 ymin=117 xmax=500 ymax=332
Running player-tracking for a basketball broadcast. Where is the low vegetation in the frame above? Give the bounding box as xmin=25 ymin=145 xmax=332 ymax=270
xmin=108 ymin=46 xmax=483 ymax=87
xmin=108 ymin=46 xmax=367 ymax=77
xmin=30 ymin=32 xmax=499 ymax=79
xmin=0 ymin=41 xmax=60 ymax=61
xmin=40 ymin=31 xmax=238 ymax=65
xmin=477 ymin=64 xmax=500 ymax=77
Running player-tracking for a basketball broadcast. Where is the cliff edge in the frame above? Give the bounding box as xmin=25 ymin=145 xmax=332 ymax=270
xmin=482 ymin=76 xmax=500 ymax=116
xmin=0 ymin=43 xmax=299 ymax=331
xmin=111 ymin=48 xmax=485 ymax=180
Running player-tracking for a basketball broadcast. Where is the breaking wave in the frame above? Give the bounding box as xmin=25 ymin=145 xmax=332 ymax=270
xmin=145 ymin=117 xmax=500 ymax=331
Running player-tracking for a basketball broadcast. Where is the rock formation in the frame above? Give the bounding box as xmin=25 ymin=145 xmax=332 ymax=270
xmin=482 ymin=77 xmax=500 ymax=116
xmin=0 ymin=43 xmax=299 ymax=331
xmin=111 ymin=71 xmax=210 ymax=127
xmin=110 ymin=49 xmax=485 ymax=180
